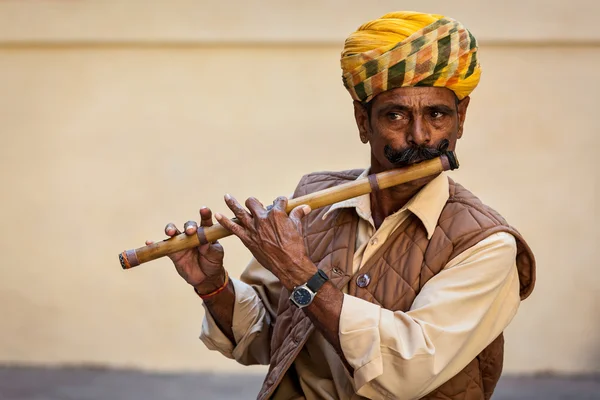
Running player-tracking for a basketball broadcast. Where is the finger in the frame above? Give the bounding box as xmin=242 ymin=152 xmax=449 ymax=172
xmin=164 ymin=223 xmax=182 ymax=237
xmin=183 ymin=220 xmax=198 ymax=236
xmin=245 ymin=197 xmax=266 ymax=217
xmin=289 ymin=204 xmax=311 ymax=225
xmin=224 ymin=194 xmax=252 ymax=227
xmin=214 ymin=212 xmax=246 ymax=239
xmin=272 ymin=196 xmax=288 ymax=212
xmin=199 ymin=207 xmax=214 ymax=227
xmin=145 ymin=240 xmax=154 ymax=245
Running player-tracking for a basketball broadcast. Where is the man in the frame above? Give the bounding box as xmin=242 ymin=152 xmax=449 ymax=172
xmin=153 ymin=11 xmax=535 ymax=400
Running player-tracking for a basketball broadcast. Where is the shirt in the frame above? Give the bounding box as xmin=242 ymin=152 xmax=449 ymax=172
xmin=200 ymin=171 xmax=521 ymax=400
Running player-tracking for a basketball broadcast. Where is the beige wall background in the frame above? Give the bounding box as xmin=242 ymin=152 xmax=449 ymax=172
xmin=0 ymin=1 xmax=598 ymax=375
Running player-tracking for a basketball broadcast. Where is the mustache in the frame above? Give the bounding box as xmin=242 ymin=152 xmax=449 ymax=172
xmin=384 ymin=139 xmax=450 ymax=167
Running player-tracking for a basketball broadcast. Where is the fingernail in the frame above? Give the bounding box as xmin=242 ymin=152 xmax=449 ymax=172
xmin=214 ymin=213 xmax=222 ymax=220
xmin=303 ymin=205 xmax=311 ymax=214
xmin=200 ymin=206 xmax=207 ymax=210
xmin=224 ymin=194 xmax=231 ymax=200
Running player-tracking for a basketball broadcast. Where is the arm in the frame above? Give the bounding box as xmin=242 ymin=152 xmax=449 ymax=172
xmin=339 ymin=232 xmax=520 ymax=399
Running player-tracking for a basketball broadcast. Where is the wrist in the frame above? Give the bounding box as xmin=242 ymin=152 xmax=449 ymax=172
xmin=283 ymin=256 xmax=318 ymax=291
xmin=194 ymin=269 xmax=229 ymax=300
xmin=193 ymin=269 xmax=227 ymax=295
xmin=289 ymin=269 xmax=330 ymax=309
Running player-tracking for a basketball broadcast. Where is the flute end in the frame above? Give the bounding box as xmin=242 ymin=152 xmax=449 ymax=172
xmin=441 ymin=151 xmax=459 ymax=171
xmin=119 ymin=252 xmax=130 ymax=269
xmin=119 ymin=250 xmax=139 ymax=270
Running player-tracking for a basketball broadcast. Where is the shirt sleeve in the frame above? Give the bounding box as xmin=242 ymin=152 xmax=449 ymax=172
xmin=199 ymin=257 xmax=282 ymax=366
xmin=339 ymin=232 xmax=521 ymax=400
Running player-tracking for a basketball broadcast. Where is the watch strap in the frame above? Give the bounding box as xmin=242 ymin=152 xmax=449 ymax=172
xmin=306 ymin=269 xmax=329 ymax=293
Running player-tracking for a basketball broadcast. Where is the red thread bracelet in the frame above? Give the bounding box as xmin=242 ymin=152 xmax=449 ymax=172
xmin=194 ymin=270 xmax=229 ymax=300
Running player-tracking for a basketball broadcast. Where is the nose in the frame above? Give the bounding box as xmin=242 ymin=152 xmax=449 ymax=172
xmin=407 ymin=116 xmax=431 ymax=146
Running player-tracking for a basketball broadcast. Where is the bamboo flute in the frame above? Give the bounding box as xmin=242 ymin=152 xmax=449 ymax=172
xmin=119 ymin=152 xmax=458 ymax=269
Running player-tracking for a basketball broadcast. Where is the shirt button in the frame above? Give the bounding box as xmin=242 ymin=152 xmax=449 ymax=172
xmin=370 ymin=237 xmax=379 ymax=246
xmin=356 ymin=273 xmax=371 ymax=288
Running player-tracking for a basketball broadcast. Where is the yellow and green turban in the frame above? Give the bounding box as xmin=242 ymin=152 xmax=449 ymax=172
xmin=341 ymin=11 xmax=481 ymax=103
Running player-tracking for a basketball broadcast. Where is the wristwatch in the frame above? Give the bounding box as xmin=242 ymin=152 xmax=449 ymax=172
xmin=289 ymin=269 xmax=329 ymax=308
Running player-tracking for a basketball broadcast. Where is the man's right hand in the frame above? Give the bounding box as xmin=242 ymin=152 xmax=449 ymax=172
xmin=146 ymin=207 xmax=226 ymax=295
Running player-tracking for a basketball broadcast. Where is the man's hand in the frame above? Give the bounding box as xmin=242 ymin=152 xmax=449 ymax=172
xmin=215 ymin=194 xmax=347 ymax=364
xmin=215 ymin=195 xmax=317 ymax=291
xmin=147 ymin=207 xmax=226 ymax=295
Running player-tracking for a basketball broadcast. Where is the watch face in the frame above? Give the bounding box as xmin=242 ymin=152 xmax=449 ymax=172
xmin=292 ymin=287 xmax=313 ymax=306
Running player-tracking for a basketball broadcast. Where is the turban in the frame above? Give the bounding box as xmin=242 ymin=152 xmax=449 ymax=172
xmin=341 ymin=11 xmax=481 ymax=103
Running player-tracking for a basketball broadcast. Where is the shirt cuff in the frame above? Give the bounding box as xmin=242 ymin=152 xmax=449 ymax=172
xmin=199 ymin=277 xmax=269 ymax=360
xmin=339 ymin=293 xmax=384 ymax=391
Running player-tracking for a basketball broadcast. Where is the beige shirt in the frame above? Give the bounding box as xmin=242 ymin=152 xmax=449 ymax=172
xmin=200 ymin=172 xmax=521 ymax=400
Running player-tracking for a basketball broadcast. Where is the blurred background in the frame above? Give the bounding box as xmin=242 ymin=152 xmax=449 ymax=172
xmin=0 ymin=1 xmax=598 ymax=399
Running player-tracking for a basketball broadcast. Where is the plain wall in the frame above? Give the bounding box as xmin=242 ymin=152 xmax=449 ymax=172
xmin=1 ymin=1 xmax=598 ymax=375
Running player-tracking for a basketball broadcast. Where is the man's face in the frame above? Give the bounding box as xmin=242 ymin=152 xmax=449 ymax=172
xmin=354 ymin=87 xmax=470 ymax=173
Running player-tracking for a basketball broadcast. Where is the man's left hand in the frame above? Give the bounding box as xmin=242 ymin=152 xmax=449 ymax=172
xmin=215 ymin=195 xmax=317 ymax=291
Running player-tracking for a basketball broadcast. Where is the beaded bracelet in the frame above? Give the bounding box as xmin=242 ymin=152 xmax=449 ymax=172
xmin=194 ymin=270 xmax=229 ymax=300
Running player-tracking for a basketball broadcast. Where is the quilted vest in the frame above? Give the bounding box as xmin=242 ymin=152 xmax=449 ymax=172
xmin=256 ymin=170 xmax=536 ymax=400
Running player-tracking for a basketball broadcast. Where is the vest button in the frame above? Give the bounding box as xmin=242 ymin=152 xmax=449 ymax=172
xmin=356 ymin=273 xmax=370 ymax=288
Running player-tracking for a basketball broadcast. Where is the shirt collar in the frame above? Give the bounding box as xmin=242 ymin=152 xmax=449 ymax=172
xmin=322 ymin=168 xmax=449 ymax=239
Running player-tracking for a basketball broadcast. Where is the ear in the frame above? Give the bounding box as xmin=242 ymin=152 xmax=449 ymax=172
xmin=456 ymin=96 xmax=470 ymax=139
xmin=353 ymin=100 xmax=370 ymax=144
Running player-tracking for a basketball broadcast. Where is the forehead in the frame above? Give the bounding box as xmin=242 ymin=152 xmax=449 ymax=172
xmin=371 ymin=87 xmax=457 ymax=109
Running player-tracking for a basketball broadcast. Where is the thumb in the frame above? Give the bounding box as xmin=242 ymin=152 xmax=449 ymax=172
xmin=289 ymin=204 xmax=311 ymax=229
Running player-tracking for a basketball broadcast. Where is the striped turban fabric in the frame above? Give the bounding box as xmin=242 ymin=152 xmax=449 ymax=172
xmin=341 ymin=11 xmax=481 ymax=103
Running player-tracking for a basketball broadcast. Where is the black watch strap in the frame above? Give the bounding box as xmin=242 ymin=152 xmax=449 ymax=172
xmin=306 ymin=269 xmax=329 ymax=293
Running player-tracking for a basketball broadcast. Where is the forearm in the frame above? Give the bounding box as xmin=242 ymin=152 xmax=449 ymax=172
xmin=201 ymin=280 xmax=236 ymax=343
xmin=200 ymin=274 xmax=275 ymax=366
xmin=303 ymin=281 xmax=352 ymax=371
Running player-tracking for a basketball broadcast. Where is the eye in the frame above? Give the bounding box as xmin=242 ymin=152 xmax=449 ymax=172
xmin=430 ymin=111 xmax=446 ymax=119
xmin=388 ymin=112 xmax=405 ymax=121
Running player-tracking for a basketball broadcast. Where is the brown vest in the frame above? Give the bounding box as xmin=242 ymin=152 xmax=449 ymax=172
xmin=257 ymin=170 xmax=536 ymax=400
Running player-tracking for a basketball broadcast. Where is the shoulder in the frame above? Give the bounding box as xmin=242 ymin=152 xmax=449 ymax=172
xmin=438 ymin=179 xmax=536 ymax=300
xmin=438 ymin=179 xmax=512 ymax=239
xmin=445 ymin=179 xmax=508 ymax=225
